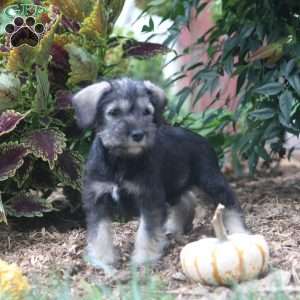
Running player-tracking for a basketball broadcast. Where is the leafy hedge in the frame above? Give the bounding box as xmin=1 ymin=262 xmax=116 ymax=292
xmin=0 ymin=0 xmax=168 ymax=221
xmin=142 ymin=0 xmax=300 ymax=174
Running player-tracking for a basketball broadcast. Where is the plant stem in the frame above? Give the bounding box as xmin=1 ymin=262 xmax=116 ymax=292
xmin=211 ymin=204 xmax=228 ymax=241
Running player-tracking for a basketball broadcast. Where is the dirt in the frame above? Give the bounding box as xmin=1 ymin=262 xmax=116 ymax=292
xmin=1 ymin=162 xmax=300 ymax=299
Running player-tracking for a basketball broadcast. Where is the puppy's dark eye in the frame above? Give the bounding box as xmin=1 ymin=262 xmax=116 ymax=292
xmin=108 ymin=108 xmax=122 ymax=117
xmin=143 ymin=108 xmax=152 ymax=116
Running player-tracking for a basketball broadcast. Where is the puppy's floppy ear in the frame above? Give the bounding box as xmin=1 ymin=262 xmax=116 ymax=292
xmin=144 ymin=81 xmax=166 ymax=111
xmin=72 ymin=82 xmax=111 ymax=128
xmin=144 ymin=81 xmax=167 ymax=125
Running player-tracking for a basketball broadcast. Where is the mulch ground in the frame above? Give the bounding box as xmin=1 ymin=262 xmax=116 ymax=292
xmin=1 ymin=163 xmax=300 ymax=299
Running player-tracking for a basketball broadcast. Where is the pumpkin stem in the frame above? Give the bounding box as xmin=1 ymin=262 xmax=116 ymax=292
xmin=212 ymin=204 xmax=228 ymax=241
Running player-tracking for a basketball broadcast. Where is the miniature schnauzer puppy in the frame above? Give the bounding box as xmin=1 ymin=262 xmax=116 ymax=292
xmin=72 ymin=78 xmax=247 ymax=271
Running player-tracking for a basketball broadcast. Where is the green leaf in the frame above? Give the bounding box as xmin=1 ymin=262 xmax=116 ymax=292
xmin=65 ymin=43 xmax=98 ymax=86
xmin=287 ymin=74 xmax=300 ymax=96
xmin=248 ymin=151 xmax=258 ymax=175
xmin=279 ymin=90 xmax=294 ymax=122
xmin=262 ymin=120 xmax=282 ymax=140
xmin=79 ymin=0 xmax=107 ymax=39
xmin=0 ymin=73 xmax=21 ymax=110
xmin=255 ymin=145 xmax=270 ymax=161
xmin=48 ymin=0 xmax=93 ymax=22
xmin=255 ymin=82 xmax=283 ymax=96
xmin=35 ymin=15 xmax=60 ymax=66
xmin=284 ymin=59 xmax=296 ymax=77
xmin=142 ymin=16 xmax=154 ymax=32
xmin=249 ymin=108 xmax=275 ymax=120
xmin=34 ymin=66 xmax=50 ymax=113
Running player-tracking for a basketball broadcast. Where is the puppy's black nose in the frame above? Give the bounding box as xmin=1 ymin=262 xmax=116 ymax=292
xmin=131 ymin=130 xmax=145 ymax=142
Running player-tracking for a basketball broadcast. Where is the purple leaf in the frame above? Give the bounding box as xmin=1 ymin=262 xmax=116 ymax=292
xmin=50 ymin=44 xmax=70 ymax=69
xmin=124 ymin=41 xmax=170 ymax=58
xmin=24 ymin=129 xmax=66 ymax=169
xmin=0 ymin=46 xmax=9 ymax=52
xmin=56 ymin=151 xmax=82 ymax=189
xmin=55 ymin=90 xmax=73 ymax=110
xmin=61 ymin=15 xmax=80 ymax=32
xmin=5 ymin=193 xmax=54 ymax=217
xmin=0 ymin=143 xmax=29 ymax=181
xmin=0 ymin=110 xmax=29 ymax=137
xmin=49 ymin=44 xmax=70 ymax=90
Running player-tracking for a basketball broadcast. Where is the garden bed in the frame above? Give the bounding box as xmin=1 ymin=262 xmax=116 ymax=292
xmin=1 ymin=163 xmax=300 ymax=299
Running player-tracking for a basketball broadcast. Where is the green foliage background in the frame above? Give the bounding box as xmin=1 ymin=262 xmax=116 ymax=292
xmin=0 ymin=0 xmax=168 ymax=221
xmin=141 ymin=0 xmax=300 ymax=174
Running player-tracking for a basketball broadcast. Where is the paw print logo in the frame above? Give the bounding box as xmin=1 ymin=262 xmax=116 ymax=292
xmin=5 ymin=16 xmax=45 ymax=48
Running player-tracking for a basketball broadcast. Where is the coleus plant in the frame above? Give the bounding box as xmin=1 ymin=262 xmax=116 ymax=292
xmin=0 ymin=0 xmax=168 ymax=221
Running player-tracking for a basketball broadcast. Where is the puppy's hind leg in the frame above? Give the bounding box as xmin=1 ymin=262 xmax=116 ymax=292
xmin=132 ymin=202 xmax=168 ymax=266
xmin=165 ymin=191 xmax=196 ymax=240
xmin=198 ymin=171 xmax=248 ymax=234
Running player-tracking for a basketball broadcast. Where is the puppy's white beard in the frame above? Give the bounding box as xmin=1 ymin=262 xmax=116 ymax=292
xmin=127 ymin=146 xmax=143 ymax=155
xmin=132 ymin=217 xmax=166 ymax=265
xmin=86 ymin=219 xmax=117 ymax=272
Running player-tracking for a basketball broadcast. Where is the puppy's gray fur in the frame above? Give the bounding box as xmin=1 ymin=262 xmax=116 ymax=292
xmin=72 ymin=78 xmax=247 ymax=271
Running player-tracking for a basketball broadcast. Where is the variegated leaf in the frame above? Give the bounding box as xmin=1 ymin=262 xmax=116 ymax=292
xmin=6 ymin=45 xmax=35 ymax=72
xmin=24 ymin=129 xmax=66 ymax=169
xmin=55 ymin=150 xmax=83 ymax=190
xmin=0 ymin=110 xmax=29 ymax=136
xmin=35 ymin=15 xmax=61 ymax=66
xmin=79 ymin=0 xmax=107 ymax=39
xmin=0 ymin=73 xmax=21 ymax=110
xmin=5 ymin=193 xmax=54 ymax=217
xmin=53 ymin=33 xmax=74 ymax=47
xmin=65 ymin=43 xmax=97 ymax=85
xmin=0 ymin=193 xmax=7 ymax=224
xmin=13 ymin=157 xmax=33 ymax=189
xmin=48 ymin=0 xmax=93 ymax=22
xmin=0 ymin=142 xmax=29 ymax=181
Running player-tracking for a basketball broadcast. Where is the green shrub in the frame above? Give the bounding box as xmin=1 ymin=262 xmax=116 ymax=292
xmin=142 ymin=0 xmax=300 ymax=174
xmin=0 ymin=0 xmax=168 ymax=221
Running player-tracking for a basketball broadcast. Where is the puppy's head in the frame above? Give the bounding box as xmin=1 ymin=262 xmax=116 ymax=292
xmin=72 ymin=78 xmax=166 ymax=156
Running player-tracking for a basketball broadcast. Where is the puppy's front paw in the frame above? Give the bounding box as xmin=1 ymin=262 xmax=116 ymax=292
xmin=84 ymin=247 xmax=120 ymax=274
xmin=132 ymin=237 xmax=168 ymax=266
xmin=131 ymin=249 xmax=162 ymax=266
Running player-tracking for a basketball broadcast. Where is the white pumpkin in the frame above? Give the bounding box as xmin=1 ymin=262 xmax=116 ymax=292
xmin=180 ymin=204 xmax=269 ymax=286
